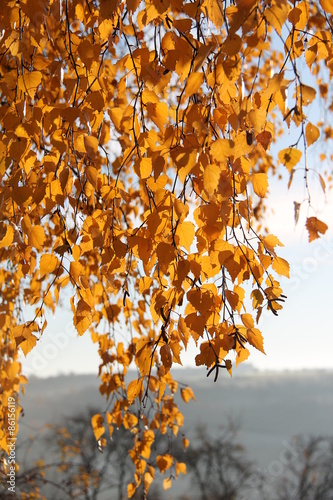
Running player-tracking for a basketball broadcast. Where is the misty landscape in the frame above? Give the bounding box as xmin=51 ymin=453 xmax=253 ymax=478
xmin=9 ymin=367 xmax=333 ymax=499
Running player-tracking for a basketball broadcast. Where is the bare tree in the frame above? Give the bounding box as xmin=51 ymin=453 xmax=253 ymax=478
xmin=270 ymin=435 xmax=333 ymax=500
xmin=175 ymin=424 xmax=260 ymax=500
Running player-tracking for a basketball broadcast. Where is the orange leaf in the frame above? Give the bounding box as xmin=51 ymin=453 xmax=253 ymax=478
xmin=160 ymin=344 xmax=172 ymax=372
xmin=127 ymin=483 xmax=136 ymax=499
xmin=18 ymin=71 xmax=42 ymax=98
xmin=91 ymin=414 xmax=105 ymax=441
xmin=157 ymin=454 xmax=173 ymax=473
xmin=163 ymin=477 xmax=172 ymax=490
xmin=203 ymin=163 xmax=220 ymax=196
xmin=127 ymin=378 xmax=143 ymax=405
xmin=278 ymin=148 xmax=302 ymax=172
xmin=0 ymin=225 xmax=14 ymax=248
xmin=84 ymin=135 xmax=99 ymax=157
xmin=305 ymin=122 xmax=320 ymax=146
xmin=134 ymin=157 xmax=152 ymax=179
xmin=272 ymin=256 xmax=290 ymax=278
xmin=241 ymin=313 xmax=254 ymax=329
xmin=185 ymin=72 xmax=204 ymax=97
xmin=40 ymin=254 xmax=58 ymax=276
xmin=182 ymin=437 xmax=190 ymax=450
xmin=247 ymin=328 xmax=265 ymax=354
xmin=305 ymin=217 xmax=328 ymax=242
xmin=236 ymin=346 xmax=250 ymax=367
xmin=146 ymin=102 xmax=168 ymax=131
xmin=175 ymin=221 xmax=195 ymax=252
xmin=252 ymin=173 xmax=268 ymax=198
xmin=320 ymin=0 xmax=333 ymax=14
xmin=180 ymin=387 xmax=196 ymax=403
xmin=28 ymin=226 xmax=46 ymax=250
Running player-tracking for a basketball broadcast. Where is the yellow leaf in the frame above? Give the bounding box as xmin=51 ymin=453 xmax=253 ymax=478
xmin=305 ymin=122 xmax=320 ymax=146
xmin=160 ymin=344 xmax=172 ymax=372
xmin=265 ymin=3 xmax=289 ymax=35
xmin=305 ymin=217 xmax=328 ymax=242
xmin=247 ymin=328 xmax=265 ymax=354
xmin=134 ymin=157 xmax=152 ymax=179
xmin=262 ymin=234 xmax=284 ymax=254
xmin=320 ymin=0 xmax=333 ymax=14
xmin=301 ymin=86 xmax=316 ymax=109
xmin=180 ymin=387 xmax=196 ymax=403
xmin=272 ymin=256 xmax=290 ymax=278
xmin=20 ymin=334 xmax=37 ymax=357
xmin=182 ymin=437 xmax=190 ymax=450
xmin=241 ymin=313 xmax=254 ymax=329
xmin=204 ymin=0 xmax=224 ymax=28
xmin=163 ymin=477 xmax=172 ymax=490
xmin=176 ymin=461 xmax=187 ymax=477
xmin=236 ymin=346 xmax=250 ymax=366
xmin=146 ymin=102 xmax=168 ymax=131
xmin=143 ymin=471 xmax=154 ymax=491
xmin=28 ymin=226 xmax=46 ymax=250
xmin=127 ymin=482 xmax=136 ymax=499
xmin=203 ymin=163 xmax=220 ymax=196
xmin=288 ymin=2 xmax=309 ymax=30
xmin=252 ymin=173 xmax=268 ymax=198
xmin=210 ymin=138 xmax=234 ymax=162
xmin=91 ymin=414 xmax=105 ymax=441
xmin=127 ymin=378 xmax=143 ymax=405
xmin=84 ymin=135 xmax=99 ymax=157
xmin=73 ymin=299 xmax=93 ymax=335
xmin=175 ymin=221 xmax=195 ymax=252
xmin=0 ymin=225 xmax=14 ymax=248
xmin=40 ymin=254 xmax=58 ymax=276
xmin=157 ymin=454 xmax=173 ymax=473
xmin=86 ymin=166 xmax=98 ymax=187
xmin=278 ymin=148 xmax=302 ymax=172
xmin=185 ymin=72 xmax=204 ymax=97
xmin=18 ymin=71 xmax=42 ymax=98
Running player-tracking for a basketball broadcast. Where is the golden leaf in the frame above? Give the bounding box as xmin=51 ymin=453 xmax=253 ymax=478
xmin=320 ymin=0 xmax=333 ymax=14
xmin=146 ymin=102 xmax=168 ymax=131
xmin=236 ymin=346 xmax=250 ymax=366
xmin=163 ymin=477 xmax=172 ymax=490
xmin=134 ymin=157 xmax=152 ymax=179
xmin=247 ymin=328 xmax=265 ymax=354
xmin=252 ymin=173 xmax=269 ymax=198
xmin=17 ymin=71 xmax=42 ymax=98
xmin=272 ymin=257 xmax=290 ymax=278
xmin=305 ymin=217 xmax=328 ymax=242
xmin=241 ymin=313 xmax=254 ymax=329
xmin=0 ymin=225 xmax=14 ymax=248
xmin=127 ymin=483 xmax=136 ymax=499
xmin=203 ymin=163 xmax=221 ymax=196
xmin=180 ymin=387 xmax=196 ymax=403
xmin=157 ymin=454 xmax=173 ymax=473
xmin=175 ymin=221 xmax=195 ymax=252
xmin=28 ymin=226 xmax=46 ymax=250
xmin=278 ymin=148 xmax=302 ymax=172
xmin=91 ymin=414 xmax=105 ymax=441
xmin=185 ymin=72 xmax=204 ymax=97
xmin=39 ymin=254 xmax=58 ymax=276
xmin=305 ymin=122 xmax=320 ymax=146
xmin=127 ymin=378 xmax=143 ymax=405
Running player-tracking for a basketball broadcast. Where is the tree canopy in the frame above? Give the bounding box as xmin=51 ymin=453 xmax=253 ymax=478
xmin=1 ymin=0 xmax=332 ymax=496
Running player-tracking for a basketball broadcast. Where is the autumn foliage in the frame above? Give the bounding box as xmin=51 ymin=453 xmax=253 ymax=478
xmin=0 ymin=0 xmax=332 ymax=496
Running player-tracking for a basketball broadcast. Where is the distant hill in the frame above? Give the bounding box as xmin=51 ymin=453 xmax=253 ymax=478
xmin=19 ymin=367 xmax=333 ymax=459
xmin=16 ymin=368 xmax=333 ymax=498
